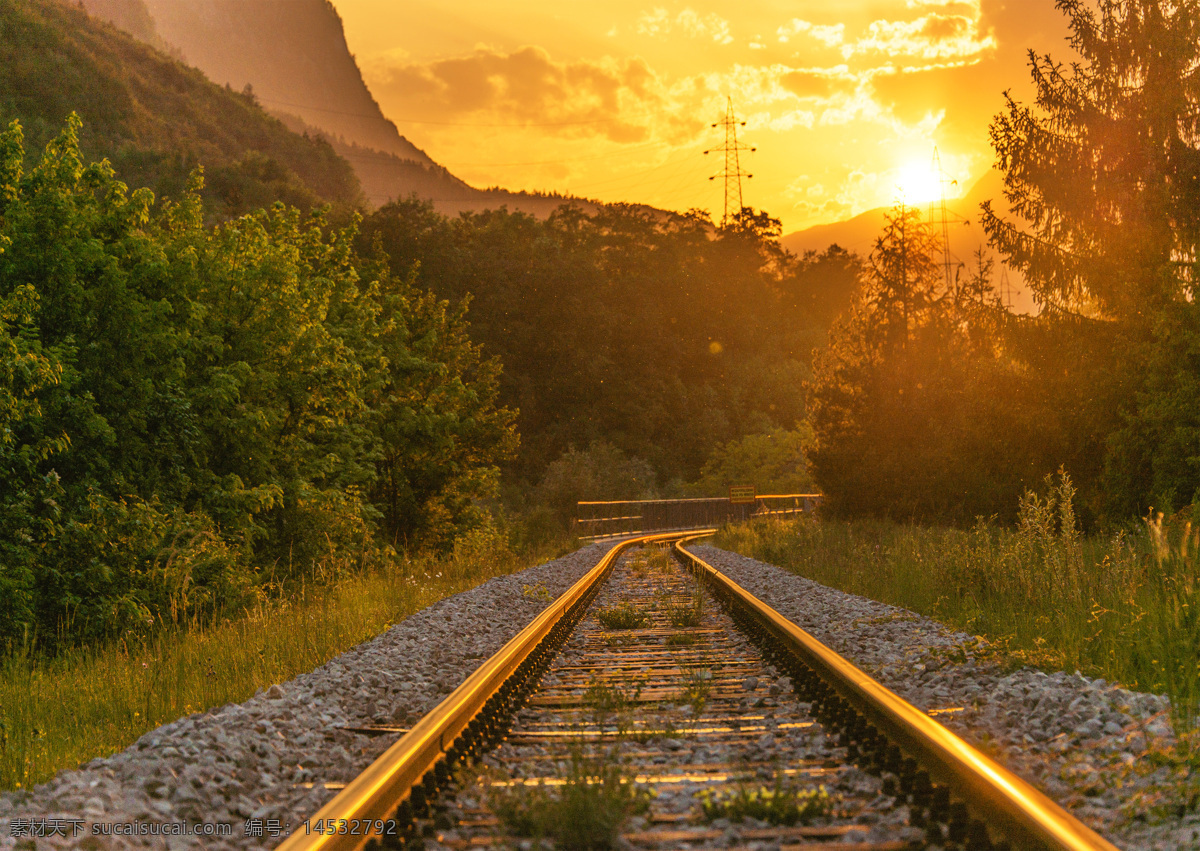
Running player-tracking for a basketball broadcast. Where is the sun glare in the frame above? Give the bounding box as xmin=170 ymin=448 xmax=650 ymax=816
xmin=895 ymin=161 xmax=942 ymax=205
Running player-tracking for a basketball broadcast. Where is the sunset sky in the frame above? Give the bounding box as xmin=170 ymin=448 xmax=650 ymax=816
xmin=330 ymin=1 xmax=1071 ymax=233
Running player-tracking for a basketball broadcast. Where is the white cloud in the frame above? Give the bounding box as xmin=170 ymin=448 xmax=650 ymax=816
xmin=638 ymin=7 xmax=734 ymax=44
xmin=776 ymin=19 xmax=845 ymax=46
xmin=843 ymin=13 xmax=995 ymax=60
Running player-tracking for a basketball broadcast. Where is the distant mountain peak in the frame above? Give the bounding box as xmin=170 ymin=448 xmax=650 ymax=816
xmin=80 ymin=0 xmax=433 ymax=167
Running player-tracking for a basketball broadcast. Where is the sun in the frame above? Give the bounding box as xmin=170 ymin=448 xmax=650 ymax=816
xmin=894 ymin=160 xmax=942 ymax=205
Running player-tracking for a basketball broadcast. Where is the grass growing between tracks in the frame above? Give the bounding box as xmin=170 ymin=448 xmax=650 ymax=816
xmin=0 ymin=530 xmax=577 ymax=792
xmin=716 ymin=473 xmax=1200 ymax=736
xmin=699 ymin=780 xmax=833 ymax=826
xmin=488 ymin=749 xmax=650 ymax=851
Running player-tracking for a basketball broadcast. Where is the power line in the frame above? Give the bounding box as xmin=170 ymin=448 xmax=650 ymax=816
xmin=927 ymin=147 xmax=968 ymax=294
xmin=704 ymin=97 xmax=755 ymax=227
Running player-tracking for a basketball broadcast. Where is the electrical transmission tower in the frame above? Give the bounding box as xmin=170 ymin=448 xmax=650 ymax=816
xmin=928 ymin=147 xmax=959 ymax=294
xmin=704 ymin=97 xmax=755 ymax=227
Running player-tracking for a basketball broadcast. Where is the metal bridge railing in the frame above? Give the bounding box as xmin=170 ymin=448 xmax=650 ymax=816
xmin=575 ymin=494 xmax=821 ymax=540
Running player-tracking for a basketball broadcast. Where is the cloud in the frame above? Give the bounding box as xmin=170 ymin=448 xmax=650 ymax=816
xmin=364 ymin=46 xmax=666 ymax=143
xmin=637 ymin=7 xmax=734 ymax=44
xmin=776 ymin=19 xmax=845 ymax=47
xmin=845 ymin=12 xmax=995 ymax=60
xmin=779 ymin=66 xmax=857 ymax=99
xmin=906 ymin=0 xmax=980 ymax=9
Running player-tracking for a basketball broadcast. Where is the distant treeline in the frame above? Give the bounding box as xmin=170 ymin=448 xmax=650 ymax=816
xmin=358 ymin=200 xmax=857 ymax=513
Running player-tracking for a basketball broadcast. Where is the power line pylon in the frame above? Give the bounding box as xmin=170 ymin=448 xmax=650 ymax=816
xmin=704 ymin=97 xmax=755 ymax=227
xmin=928 ymin=147 xmax=958 ymax=294
xmin=999 ymin=267 xmax=1013 ymax=311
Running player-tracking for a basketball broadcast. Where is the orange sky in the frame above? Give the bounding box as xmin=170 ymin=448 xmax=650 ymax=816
xmin=330 ymin=1 xmax=1070 ymax=233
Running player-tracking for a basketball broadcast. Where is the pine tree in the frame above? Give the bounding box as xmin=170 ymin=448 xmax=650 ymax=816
xmin=981 ymin=0 xmax=1200 ymax=320
xmin=863 ymin=203 xmax=942 ymax=355
xmin=982 ymin=0 xmax=1200 ymax=516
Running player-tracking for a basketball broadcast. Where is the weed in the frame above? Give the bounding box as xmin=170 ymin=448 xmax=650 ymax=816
xmin=603 ymin=635 xmax=636 ymax=648
xmin=490 ymin=750 xmax=651 ymax=850
xmin=666 ymin=633 xmax=697 ymax=647
xmin=665 ymin=589 xmax=704 ymax=628
xmin=680 ymin=667 xmax=712 ymax=715
xmin=629 ymin=547 xmax=671 ymax=578
xmin=596 ymin=603 xmax=648 ymax=630
xmin=699 ymin=780 xmax=832 ymax=826
xmin=522 ymin=583 xmax=553 ymax=603
xmin=584 ymin=677 xmax=642 ymax=725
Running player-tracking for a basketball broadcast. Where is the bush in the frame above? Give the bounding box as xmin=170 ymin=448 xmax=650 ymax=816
xmin=0 ymin=117 xmax=515 ymax=648
xmin=537 ymin=441 xmax=657 ymax=526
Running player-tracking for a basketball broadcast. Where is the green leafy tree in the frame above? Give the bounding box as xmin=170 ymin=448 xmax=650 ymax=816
xmin=358 ymin=197 xmax=843 ymax=492
xmin=982 ymin=0 xmax=1200 ymax=321
xmin=688 ymin=426 xmax=816 ymax=496
xmin=368 ymin=272 xmax=518 ymax=550
xmin=537 ymin=442 xmax=658 ymax=526
xmin=0 ymin=117 xmax=517 ymax=646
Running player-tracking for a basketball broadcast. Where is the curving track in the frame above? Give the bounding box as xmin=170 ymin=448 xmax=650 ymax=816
xmin=277 ymin=532 xmax=1119 ymax=851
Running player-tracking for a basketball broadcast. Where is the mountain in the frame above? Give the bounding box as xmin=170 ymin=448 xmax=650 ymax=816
xmin=136 ymin=0 xmax=432 ymax=165
xmin=781 ymin=170 xmax=1036 ymax=312
xmin=1 ymin=0 xmax=361 ymax=216
xmin=77 ymin=0 xmax=606 ymax=217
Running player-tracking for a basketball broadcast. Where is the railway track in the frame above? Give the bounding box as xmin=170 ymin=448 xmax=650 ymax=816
xmin=278 ymin=532 xmax=1120 ymax=851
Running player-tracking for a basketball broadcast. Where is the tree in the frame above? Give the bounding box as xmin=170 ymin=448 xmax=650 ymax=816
xmin=807 ymin=205 xmax=1035 ymax=521
xmin=862 ymin=204 xmax=941 ymax=356
xmin=982 ymin=0 xmax=1200 ymax=321
xmin=688 ymin=426 xmax=816 ymax=496
xmin=0 ymin=117 xmax=519 ymax=646
xmin=981 ymin=0 xmax=1200 ymax=515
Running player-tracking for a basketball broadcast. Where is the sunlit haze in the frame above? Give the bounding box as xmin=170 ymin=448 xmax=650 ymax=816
xmin=331 ymin=0 xmax=1069 ymax=231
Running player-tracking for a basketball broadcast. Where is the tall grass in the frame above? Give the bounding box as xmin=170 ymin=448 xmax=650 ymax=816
xmin=716 ymin=473 xmax=1200 ymax=734
xmin=0 ymin=528 xmax=575 ymax=792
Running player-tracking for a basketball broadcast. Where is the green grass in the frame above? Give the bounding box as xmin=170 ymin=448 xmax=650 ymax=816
xmin=699 ymin=780 xmax=832 ymax=826
xmin=0 ymin=536 xmax=573 ymax=792
xmin=679 ymin=667 xmax=712 ymax=715
xmin=665 ymin=632 xmax=697 ymax=647
xmin=716 ymin=473 xmax=1200 ymax=736
xmin=583 ymin=677 xmax=642 ymax=724
xmin=596 ymin=603 xmax=649 ymax=630
xmin=488 ymin=749 xmax=650 ymax=850
xmin=664 ymin=589 xmax=704 ymax=628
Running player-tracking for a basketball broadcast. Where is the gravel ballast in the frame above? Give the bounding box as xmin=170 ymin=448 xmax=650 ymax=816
xmin=690 ymin=544 xmax=1200 ymax=851
xmin=0 ymin=544 xmax=610 ymax=850
xmin=2 ymin=540 xmax=1197 ymax=849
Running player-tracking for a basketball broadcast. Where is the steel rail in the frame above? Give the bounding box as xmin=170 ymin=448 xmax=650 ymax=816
xmin=277 ymin=530 xmax=709 ymax=851
xmin=673 ymin=536 xmax=1120 ymax=851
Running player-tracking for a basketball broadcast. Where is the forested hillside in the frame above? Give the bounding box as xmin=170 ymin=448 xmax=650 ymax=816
xmin=360 ymin=202 xmax=860 ymax=502
xmin=132 ymin=0 xmax=431 ymax=164
xmin=74 ymin=0 xmax=626 ymax=217
xmin=0 ymin=0 xmax=361 ymax=216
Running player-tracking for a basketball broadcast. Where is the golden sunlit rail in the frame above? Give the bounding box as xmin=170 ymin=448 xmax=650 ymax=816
xmin=278 ymin=531 xmax=1120 ymax=851
xmin=276 ymin=531 xmax=700 ymax=851
xmin=674 ymin=536 xmax=1120 ymax=851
